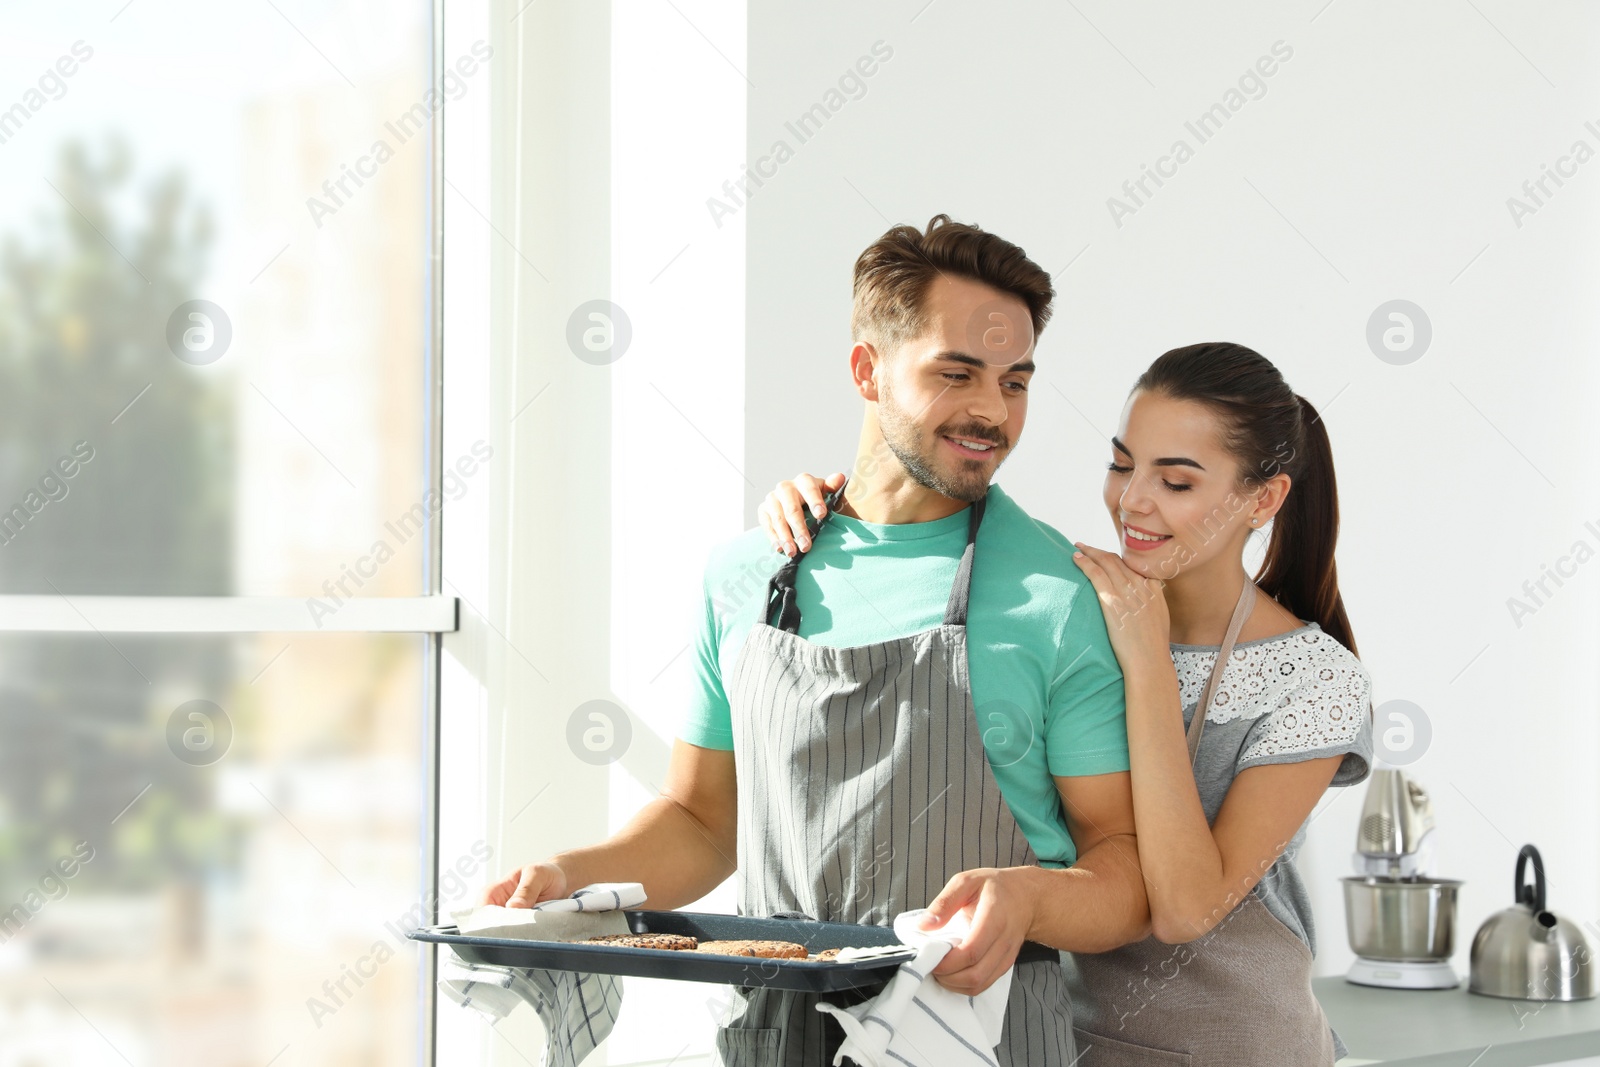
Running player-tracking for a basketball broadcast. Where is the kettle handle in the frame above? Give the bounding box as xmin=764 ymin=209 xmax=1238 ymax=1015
xmin=1515 ymin=844 xmax=1546 ymax=913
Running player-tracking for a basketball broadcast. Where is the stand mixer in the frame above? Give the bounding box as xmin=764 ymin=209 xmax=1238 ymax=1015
xmin=1341 ymin=769 xmax=1463 ymax=989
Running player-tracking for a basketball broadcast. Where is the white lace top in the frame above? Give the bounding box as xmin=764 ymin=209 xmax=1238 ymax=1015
xmin=1172 ymin=621 xmax=1373 ymax=773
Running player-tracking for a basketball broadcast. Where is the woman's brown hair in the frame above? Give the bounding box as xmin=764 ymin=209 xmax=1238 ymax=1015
xmin=1135 ymin=342 xmax=1357 ymax=655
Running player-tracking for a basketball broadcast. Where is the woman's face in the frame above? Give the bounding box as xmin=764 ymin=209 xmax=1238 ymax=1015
xmin=1100 ymin=390 xmax=1275 ymax=582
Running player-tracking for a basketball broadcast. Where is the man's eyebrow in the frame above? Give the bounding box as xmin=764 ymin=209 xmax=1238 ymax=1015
xmin=933 ymin=351 xmax=1036 ymax=374
xmin=1110 ymin=435 xmax=1205 ymax=471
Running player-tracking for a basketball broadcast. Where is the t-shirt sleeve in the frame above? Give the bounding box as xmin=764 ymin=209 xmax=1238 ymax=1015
xmin=1043 ymin=578 xmax=1130 ymax=777
xmin=1237 ymin=649 xmax=1373 ymax=786
xmin=677 ymin=558 xmax=736 ymax=751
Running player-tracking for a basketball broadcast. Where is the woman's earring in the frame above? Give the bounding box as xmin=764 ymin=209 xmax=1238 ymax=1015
xmin=1250 ymin=518 xmax=1260 ymax=525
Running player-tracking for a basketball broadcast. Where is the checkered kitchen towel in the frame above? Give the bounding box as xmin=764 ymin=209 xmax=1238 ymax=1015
xmin=439 ymin=957 xmax=622 ymax=1067
xmin=816 ymin=909 xmax=1013 ymax=1067
xmin=438 ymin=882 xmax=644 ymax=1067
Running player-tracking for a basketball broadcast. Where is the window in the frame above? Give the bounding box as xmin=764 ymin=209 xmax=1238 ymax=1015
xmin=0 ymin=5 xmax=448 ymax=1065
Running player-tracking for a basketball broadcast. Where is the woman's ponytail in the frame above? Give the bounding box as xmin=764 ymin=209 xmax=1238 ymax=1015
xmin=1255 ymin=395 xmax=1356 ymax=655
xmin=1134 ymin=344 xmax=1358 ymax=656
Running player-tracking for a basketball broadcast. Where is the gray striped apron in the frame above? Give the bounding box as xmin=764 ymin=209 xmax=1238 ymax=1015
xmin=1063 ymin=583 xmax=1338 ymax=1066
xmin=721 ymin=490 xmax=1077 ymax=1067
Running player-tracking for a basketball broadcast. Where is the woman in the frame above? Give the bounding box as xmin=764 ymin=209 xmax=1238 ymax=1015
xmin=758 ymin=342 xmax=1373 ymax=1065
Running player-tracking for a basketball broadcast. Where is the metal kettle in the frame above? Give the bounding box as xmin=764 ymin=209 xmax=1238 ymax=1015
xmin=1469 ymin=844 xmax=1597 ymax=1001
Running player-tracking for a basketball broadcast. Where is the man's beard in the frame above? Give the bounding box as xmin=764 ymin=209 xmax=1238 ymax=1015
xmin=877 ymin=379 xmax=1006 ymax=504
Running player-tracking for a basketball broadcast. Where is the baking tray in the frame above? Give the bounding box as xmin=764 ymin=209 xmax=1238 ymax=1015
xmin=411 ymin=909 xmax=914 ymax=992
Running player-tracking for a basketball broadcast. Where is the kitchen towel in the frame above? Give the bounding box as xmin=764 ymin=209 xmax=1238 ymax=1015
xmin=454 ymin=882 xmax=643 ymax=940
xmin=438 ymin=957 xmax=621 ymax=1067
xmin=815 ymin=909 xmax=1012 ymax=1067
xmin=437 ymin=882 xmax=644 ymax=1067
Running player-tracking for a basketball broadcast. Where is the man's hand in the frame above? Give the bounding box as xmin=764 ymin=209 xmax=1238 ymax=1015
xmin=475 ymin=741 xmax=738 ymax=914
xmin=918 ymin=867 xmax=1041 ymax=996
xmin=479 ymin=860 xmax=568 ymax=908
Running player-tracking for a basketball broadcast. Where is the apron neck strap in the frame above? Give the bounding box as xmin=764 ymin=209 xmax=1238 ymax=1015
xmin=1185 ymin=580 xmax=1257 ymax=766
xmin=940 ymin=494 xmax=987 ymax=627
xmin=764 ymin=487 xmax=988 ymax=635
xmin=765 ymin=480 xmax=851 ymax=635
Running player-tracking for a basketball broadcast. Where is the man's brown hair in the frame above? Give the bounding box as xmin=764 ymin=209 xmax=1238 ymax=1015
xmin=849 ymin=214 xmax=1054 ymax=353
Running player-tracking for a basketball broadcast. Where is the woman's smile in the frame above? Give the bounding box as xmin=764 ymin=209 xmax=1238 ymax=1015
xmin=1121 ymin=520 xmax=1172 ymax=552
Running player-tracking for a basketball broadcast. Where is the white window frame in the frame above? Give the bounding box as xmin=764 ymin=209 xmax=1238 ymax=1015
xmin=0 ymin=596 xmax=457 ymax=633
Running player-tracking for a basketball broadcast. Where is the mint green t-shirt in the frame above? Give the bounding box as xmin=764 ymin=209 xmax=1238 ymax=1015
xmin=678 ymin=484 xmax=1129 ymax=867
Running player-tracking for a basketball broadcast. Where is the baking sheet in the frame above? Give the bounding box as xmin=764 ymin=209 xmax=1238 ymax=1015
xmin=411 ymin=909 xmax=914 ymax=992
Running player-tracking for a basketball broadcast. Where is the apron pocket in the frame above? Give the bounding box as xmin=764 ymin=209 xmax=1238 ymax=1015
xmin=715 ymin=1025 xmax=781 ymax=1067
xmin=1073 ymin=1026 xmax=1192 ymax=1066
xmin=1249 ymin=895 xmax=1316 ymax=964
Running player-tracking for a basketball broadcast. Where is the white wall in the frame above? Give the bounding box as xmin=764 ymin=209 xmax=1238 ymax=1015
xmin=440 ymin=1 xmax=745 ymax=1064
xmin=742 ymin=0 xmax=1600 ymax=978
xmin=439 ymin=0 xmax=621 ymax=1062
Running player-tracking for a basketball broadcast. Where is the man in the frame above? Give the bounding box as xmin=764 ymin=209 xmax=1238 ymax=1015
xmin=483 ymin=215 xmax=1149 ymax=1065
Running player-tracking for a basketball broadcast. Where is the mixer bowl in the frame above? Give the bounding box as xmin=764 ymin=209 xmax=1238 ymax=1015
xmin=1342 ymin=876 xmax=1462 ymax=962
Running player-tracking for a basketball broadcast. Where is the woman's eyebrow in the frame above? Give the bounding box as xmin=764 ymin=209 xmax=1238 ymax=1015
xmin=1110 ymin=436 xmax=1206 ymax=471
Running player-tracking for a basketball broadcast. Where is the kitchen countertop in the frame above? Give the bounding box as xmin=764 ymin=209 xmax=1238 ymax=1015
xmin=1319 ymin=977 xmax=1600 ymax=1066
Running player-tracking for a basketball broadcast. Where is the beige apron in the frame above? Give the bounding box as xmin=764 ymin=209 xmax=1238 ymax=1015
xmin=1065 ymin=582 xmax=1338 ymax=1066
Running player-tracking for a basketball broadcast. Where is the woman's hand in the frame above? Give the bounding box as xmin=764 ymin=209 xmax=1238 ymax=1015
xmin=758 ymin=471 xmax=847 ymax=556
xmin=1071 ymin=542 xmax=1174 ymax=671
xmin=918 ymin=867 xmax=1042 ymax=996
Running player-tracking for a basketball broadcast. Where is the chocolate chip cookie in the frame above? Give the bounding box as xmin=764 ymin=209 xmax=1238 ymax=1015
xmin=582 ymin=933 xmax=698 ymax=951
xmin=694 ymin=939 xmax=808 ymax=959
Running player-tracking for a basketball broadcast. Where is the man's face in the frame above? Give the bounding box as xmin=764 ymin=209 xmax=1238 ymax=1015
xmin=874 ymin=276 xmax=1035 ymax=502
